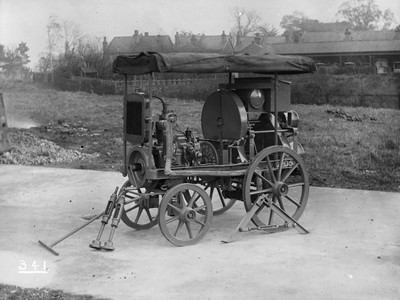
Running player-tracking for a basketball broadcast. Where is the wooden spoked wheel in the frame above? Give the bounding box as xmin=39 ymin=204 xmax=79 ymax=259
xmin=120 ymin=180 xmax=161 ymax=230
xmin=243 ymin=146 xmax=309 ymax=229
xmin=158 ymin=183 xmax=213 ymax=246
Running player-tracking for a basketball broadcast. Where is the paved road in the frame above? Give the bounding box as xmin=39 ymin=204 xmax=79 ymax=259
xmin=0 ymin=165 xmax=399 ymax=299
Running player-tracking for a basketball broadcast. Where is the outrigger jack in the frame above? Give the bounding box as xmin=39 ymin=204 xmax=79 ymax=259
xmin=222 ymin=194 xmax=309 ymax=244
xmin=99 ymin=190 xmax=126 ymax=251
xmin=89 ymin=187 xmax=119 ymax=250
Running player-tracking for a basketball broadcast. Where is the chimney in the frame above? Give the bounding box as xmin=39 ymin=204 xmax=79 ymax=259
xmin=254 ymin=32 xmax=261 ymax=45
xmin=175 ymin=32 xmax=179 ymax=49
xmin=144 ymin=32 xmax=149 ymax=37
xmin=395 ymin=25 xmax=400 ymax=39
xmin=221 ymin=30 xmax=227 ymax=43
xmin=344 ymin=28 xmax=352 ymax=40
xmin=102 ymin=37 xmax=108 ymax=52
xmin=134 ymin=30 xmax=139 ymax=37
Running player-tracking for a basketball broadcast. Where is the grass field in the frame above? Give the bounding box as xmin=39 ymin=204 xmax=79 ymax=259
xmin=2 ymin=81 xmax=400 ymax=192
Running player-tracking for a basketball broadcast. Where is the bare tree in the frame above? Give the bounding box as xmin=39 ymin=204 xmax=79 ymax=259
xmin=77 ymin=36 xmax=103 ymax=68
xmin=231 ymin=7 xmax=262 ymax=37
xmin=258 ymin=24 xmax=278 ymax=37
xmin=337 ymin=0 xmax=396 ymax=30
xmin=46 ymin=14 xmax=61 ymax=71
xmin=61 ymin=19 xmax=85 ymax=55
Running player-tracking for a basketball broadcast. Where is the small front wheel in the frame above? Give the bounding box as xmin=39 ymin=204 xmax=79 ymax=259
xmin=158 ymin=183 xmax=213 ymax=246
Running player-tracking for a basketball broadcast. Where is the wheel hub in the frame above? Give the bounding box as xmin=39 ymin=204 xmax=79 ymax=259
xmin=180 ymin=208 xmax=197 ymax=222
xmin=273 ymin=182 xmax=289 ymax=196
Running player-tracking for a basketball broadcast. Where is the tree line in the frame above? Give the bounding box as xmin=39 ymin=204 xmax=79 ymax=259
xmin=0 ymin=0 xmax=397 ymax=79
xmin=0 ymin=42 xmax=30 ymax=79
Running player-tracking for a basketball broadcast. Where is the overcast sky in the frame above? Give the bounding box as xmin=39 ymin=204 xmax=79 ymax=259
xmin=1 ymin=0 xmax=399 ymax=68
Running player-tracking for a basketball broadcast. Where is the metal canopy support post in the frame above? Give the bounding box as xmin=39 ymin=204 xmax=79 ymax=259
xmin=274 ymin=73 xmax=279 ymax=146
xmin=148 ymin=73 xmax=154 ymax=155
xmin=123 ymin=74 xmax=128 ymax=176
xmin=222 ymin=195 xmax=308 ymax=244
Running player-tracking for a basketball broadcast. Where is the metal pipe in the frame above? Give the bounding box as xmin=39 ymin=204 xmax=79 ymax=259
xmin=163 ymin=119 xmax=174 ymax=176
xmin=165 ymin=169 xmax=247 ymax=177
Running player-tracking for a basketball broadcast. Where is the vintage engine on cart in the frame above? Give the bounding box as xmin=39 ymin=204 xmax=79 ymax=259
xmin=37 ymin=53 xmax=314 ymax=253
xmin=123 ymin=76 xmax=304 ymax=183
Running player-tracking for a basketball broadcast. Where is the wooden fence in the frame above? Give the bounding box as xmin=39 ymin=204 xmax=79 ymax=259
xmin=49 ymin=75 xmax=210 ymax=95
xmin=34 ymin=73 xmax=400 ymax=109
xmin=112 ymin=78 xmax=196 ymax=94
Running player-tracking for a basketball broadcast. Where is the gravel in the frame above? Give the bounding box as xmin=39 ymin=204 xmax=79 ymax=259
xmin=0 ymin=283 xmax=107 ymax=299
xmin=0 ymin=130 xmax=99 ymax=166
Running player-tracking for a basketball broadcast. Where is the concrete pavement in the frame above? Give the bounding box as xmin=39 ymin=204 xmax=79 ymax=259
xmin=0 ymin=165 xmax=399 ymax=299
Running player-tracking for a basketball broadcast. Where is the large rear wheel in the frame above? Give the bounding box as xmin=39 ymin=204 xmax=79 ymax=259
xmin=243 ymin=146 xmax=309 ymax=230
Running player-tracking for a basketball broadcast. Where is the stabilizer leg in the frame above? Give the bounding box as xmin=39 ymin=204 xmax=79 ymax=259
xmin=267 ymin=200 xmax=309 ymax=234
xmin=89 ymin=187 xmax=119 ymax=250
xmin=102 ymin=191 xmax=126 ymax=251
xmin=222 ymin=195 xmax=308 ymax=244
xmin=222 ymin=197 xmax=265 ymax=243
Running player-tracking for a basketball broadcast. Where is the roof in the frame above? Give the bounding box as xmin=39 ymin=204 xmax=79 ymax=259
xmin=271 ymin=39 xmax=400 ymax=55
xmin=234 ymin=36 xmax=255 ymax=52
xmin=237 ymin=42 xmax=273 ymax=55
xmin=175 ymin=34 xmax=233 ymax=53
xmin=300 ymin=30 xmax=397 ymax=43
xmin=264 ymin=36 xmax=286 ymax=44
xmin=108 ymin=37 xmax=136 ymax=54
xmin=112 ymin=52 xmax=316 ymax=75
xmin=134 ymin=35 xmax=174 ymax=52
xmin=107 ymin=35 xmax=174 ymax=55
xmin=107 ymin=29 xmax=400 ymax=58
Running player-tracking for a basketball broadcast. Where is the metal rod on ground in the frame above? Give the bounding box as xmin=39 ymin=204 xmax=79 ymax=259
xmin=38 ymin=211 xmax=104 ymax=256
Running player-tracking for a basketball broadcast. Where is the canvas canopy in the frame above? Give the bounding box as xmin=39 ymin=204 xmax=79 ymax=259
xmin=112 ymin=52 xmax=315 ymax=75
